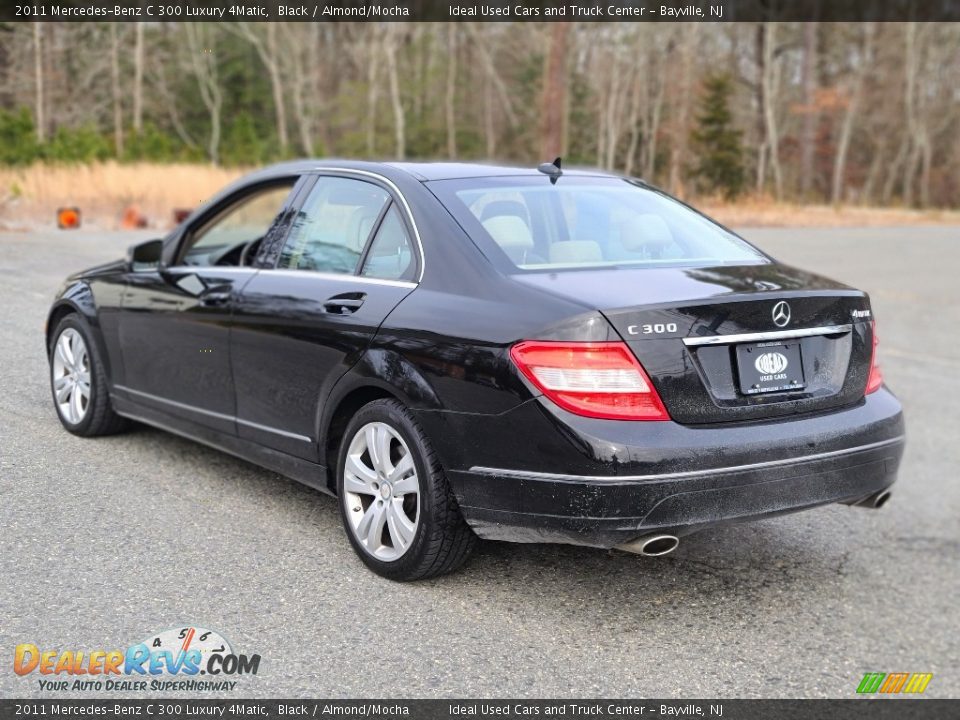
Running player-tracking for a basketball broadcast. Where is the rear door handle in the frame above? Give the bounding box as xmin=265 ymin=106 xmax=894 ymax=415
xmin=323 ymin=292 xmax=366 ymax=314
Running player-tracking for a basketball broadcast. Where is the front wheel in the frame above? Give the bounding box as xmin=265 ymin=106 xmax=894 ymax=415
xmin=49 ymin=315 xmax=128 ymax=437
xmin=337 ymin=399 xmax=476 ymax=581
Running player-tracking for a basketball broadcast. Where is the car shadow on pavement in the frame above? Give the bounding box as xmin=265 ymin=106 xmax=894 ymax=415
xmin=110 ymin=424 xmax=871 ymax=627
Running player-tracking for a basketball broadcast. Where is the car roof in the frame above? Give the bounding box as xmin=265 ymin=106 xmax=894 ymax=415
xmin=248 ymin=159 xmax=619 ymax=183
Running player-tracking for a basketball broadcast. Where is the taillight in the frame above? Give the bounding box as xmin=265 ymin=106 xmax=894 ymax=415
xmin=866 ymin=320 xmax=883 ymax=394
xmin=509 ymin=341 xmax=670 ymax=421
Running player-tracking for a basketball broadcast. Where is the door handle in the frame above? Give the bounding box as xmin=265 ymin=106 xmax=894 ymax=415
xmin=199 ymin=284 xmax=233 ymax=306
xmin=323 ymin=292 xmax=366 ymax=314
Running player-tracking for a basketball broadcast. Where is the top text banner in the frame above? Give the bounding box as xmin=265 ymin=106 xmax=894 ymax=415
xmin=4 ymin=0 xmax=960 ymax=22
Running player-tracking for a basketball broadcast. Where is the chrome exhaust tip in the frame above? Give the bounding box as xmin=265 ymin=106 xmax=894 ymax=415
xmin=864 ymin=489 xmax=892 ymax=509
xmin=615 ymin=533 xmax=680 ymax=557
xmin=844 ymin=489 xmax=892 ymax=509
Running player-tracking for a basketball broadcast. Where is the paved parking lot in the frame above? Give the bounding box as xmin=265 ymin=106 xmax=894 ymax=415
xmin=1 ymin=226 xmax=957 ymax=698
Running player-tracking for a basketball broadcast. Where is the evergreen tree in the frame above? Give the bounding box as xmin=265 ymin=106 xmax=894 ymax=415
xmin=690 ymin=74 xmax=746 ymax=200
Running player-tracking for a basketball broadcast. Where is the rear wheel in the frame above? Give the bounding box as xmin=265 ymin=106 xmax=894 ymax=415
xmin=337 ymin=399 xmax=476 ymax=581
xmin=49 ymin=315 xmax=128 ymax=437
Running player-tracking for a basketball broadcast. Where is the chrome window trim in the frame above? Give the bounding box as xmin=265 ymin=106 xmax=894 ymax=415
xmin=470 ymin=436 xmax=904 ymax=484
xmin=682 ymin=324 xmax=853 ymax=347
xmin=114 ymin=385 xmax=313 ymax=443
xmin=256 ymin=268 xmax=416 ymax=289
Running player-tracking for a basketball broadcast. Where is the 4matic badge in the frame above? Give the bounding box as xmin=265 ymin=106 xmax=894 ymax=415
xmin=13 ymin=626 xmax=260 ymax=692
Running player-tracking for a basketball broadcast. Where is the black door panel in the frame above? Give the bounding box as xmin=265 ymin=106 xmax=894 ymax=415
xmin=231 ymin=272 xmax=414 ymax=460
xmin=118 ymin=267 xmax=258 ymax=433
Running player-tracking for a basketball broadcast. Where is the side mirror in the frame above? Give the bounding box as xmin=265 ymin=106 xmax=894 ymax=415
xmin=127 ymin=239 xmax=164 ymax=272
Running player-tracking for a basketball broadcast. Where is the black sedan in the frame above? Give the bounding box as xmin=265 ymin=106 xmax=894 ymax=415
xmin=46 ymin=160 xmax=905 ymax=580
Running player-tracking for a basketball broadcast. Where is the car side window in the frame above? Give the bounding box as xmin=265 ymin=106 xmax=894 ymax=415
xmin=278 ymin=177 xmax=390 ymax=274
xmin=360 ymin=205 xmax=416 ymax=281
xmin=179 ymin=182 xmax=296 ymax=267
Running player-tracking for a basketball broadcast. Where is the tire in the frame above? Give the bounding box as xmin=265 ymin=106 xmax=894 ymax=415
xmin=336 ymin=398 xmax=477 ymax=581
xmin=48 ymin=314 xmax=129 ymax=437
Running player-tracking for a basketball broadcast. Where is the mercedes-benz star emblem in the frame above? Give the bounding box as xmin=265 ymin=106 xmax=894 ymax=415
xmin=772 ymin=301 xmax=791 ymax=327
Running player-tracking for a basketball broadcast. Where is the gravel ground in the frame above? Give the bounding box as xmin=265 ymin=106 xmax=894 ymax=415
xmin=0 ymin=226 xmax=957 ymax=699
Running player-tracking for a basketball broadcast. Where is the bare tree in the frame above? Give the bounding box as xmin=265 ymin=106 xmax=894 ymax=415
xmin=32 ymin=22 xmax=44 ymax=142
xmin=667 ymin=24 xmax=699 ymax=197
xmin=284 ymin=24 xmax=315 ymax=155
xmin=184 ymin=24 xmax=222 ymax=163
xmin=132 ymin=22 xmax=144 ymax=134
xmin=445 ymin=24 xmax=458 ymax=158
xmin=364 ymin=27 xmax=382 ymax=155
xmin=539 ymin=22 xmax=570 ymax=160
xmin=798 ymin=21 xmax=818 ymax=198
xmin=758 ymin=21 xmax=784 ymax=199
xmin=232 ymin=23 xmax=289 ymax=154
xmin=384 ymin=24 xmax=405 ymax=159
xmin=109 ymin=24 xmax=124 ymax=156
xmin=831 ymin=24 xmax=873 ymax=205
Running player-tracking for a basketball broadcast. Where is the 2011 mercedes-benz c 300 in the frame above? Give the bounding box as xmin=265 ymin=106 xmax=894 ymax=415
xmin=46 ymin=160 xmax=905 ymax=580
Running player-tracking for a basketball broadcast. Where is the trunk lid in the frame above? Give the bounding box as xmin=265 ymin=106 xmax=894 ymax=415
xmin=515 ymin=263 xmax=874 ymax=424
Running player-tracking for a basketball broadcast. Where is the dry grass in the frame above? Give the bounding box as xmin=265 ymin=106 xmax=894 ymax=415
xmin=0 ymin=162 xmax=246 ymax=231
xmin=1 ymin=162 xmax=959 ymax=231
xmin=701 ymin=196 xmax=960 ymax=228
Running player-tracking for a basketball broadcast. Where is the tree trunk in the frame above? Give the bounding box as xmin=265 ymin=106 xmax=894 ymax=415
xmin=668 ymin=24 xmax=698 ymax=197
xmin=285 ymin=24 xmax=314 ymax=156
xmin=761 ymin=21 xmax=783 ymax=199
xmin=110 ymin=24 xmax=124 ymax=156
xmin=133 ymin=22 xmax=144 ymax=134
xmin=467 ymin=24 xmax=518 ymax=128
xmin=33 ymin=23 xmax=44 ymax=143
xmin=539 ymin=22 xmax=570 ymax=159
xmin=754 ymin=24 xmax=766 ymax=193
xmin=185 ymin=25 xmax=222 ymax=164
xmin=831 ymin=24 xmax=872 ymax=205
xmin=799 ymin=22 xmax=818 ymax=199
xmin=484 ymin=71 xmax=496 ymax=158
xmin=266 ymin=24 xmax=288 ymax=154
xmin=366 ymin=30 xmax=381 ymax=155
xmin=385 ymin=25 xmax=406 ymax=159
xmin=445 ymin=24 xmax=457 ymax=158
xmin=233 ymin=23 xmax=289 ymax=154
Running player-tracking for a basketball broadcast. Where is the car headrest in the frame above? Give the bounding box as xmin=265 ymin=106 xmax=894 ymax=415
xmin=479 ymin=200 xmax=528 ymax=223
xmin=549 ymin=240 xmax=603 ymax=264
xmin=619 ymin=214 xmax=674 ymax=251
xmin=482 ymin=215 xmax=534 ymax=250
xmin=346 ymin=206 xmax=378 ymax=252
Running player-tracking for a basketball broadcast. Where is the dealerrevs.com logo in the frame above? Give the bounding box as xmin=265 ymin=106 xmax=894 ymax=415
xmin=14 ymin=626 xmax=261 ymax=692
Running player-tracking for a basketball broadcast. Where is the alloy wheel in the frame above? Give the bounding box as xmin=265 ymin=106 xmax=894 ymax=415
xmin=52 ymin=328 xmax=91 ymax=425
xmin=343 ymin=421 xmax=420 ymax=561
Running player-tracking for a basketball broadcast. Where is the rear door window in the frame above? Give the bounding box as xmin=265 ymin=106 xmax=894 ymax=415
xmin=278 ymin=177 xmax=390 ymax=274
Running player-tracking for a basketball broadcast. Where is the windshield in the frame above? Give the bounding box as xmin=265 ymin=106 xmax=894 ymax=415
xmin=429 ymin=176 xmax=766 ymax=272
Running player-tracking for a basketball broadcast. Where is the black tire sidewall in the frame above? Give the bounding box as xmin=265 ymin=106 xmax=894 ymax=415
xmin=336 ymin=400 xmax=437 ymax=579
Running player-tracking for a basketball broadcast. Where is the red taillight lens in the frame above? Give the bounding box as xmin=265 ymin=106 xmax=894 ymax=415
xmin=509 ymin=341 xmax=670 ymax=421
xmin=866 ymin=320 xmax=883 ymax=394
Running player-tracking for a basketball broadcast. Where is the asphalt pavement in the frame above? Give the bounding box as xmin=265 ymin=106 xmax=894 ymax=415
xmin=0 ymin=226 xmax=957 ymax=698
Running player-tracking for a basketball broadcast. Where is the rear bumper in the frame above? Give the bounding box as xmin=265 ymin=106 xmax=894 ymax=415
xmin=420 ymin=388 xmax=905 ymax=547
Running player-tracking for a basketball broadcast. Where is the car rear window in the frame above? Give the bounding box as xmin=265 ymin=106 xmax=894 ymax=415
xmin=428 ymin=176 xmax=766 ymax=272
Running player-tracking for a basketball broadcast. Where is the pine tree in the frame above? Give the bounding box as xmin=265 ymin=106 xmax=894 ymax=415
xmin=690 ymin=74 xmax=746 ymax=200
